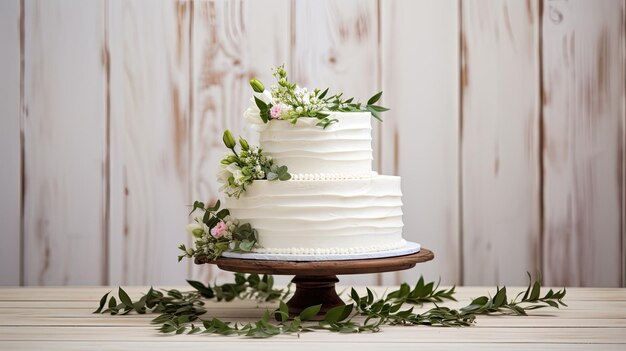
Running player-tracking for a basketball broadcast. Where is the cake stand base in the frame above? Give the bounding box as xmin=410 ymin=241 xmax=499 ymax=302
xmin=195 ymin=248 xmax=434 ymax=319
xmin=287 ymin=275 xmax=344 ymax=317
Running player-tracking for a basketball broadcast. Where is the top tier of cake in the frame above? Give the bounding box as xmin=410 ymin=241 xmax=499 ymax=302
xmin=258 ymin=112 xmax=372 ymax=175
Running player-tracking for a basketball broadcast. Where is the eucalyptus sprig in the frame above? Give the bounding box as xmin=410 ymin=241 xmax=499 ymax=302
xmin=95 ymin=273 xmax=566 ymax=339
xmin=94 ymin=273 xmax=290 ymax=324
xmin=460 ymin=273 xmax=567 ymax=316
xmin=385 ymin=276 xmax=457 ymax=306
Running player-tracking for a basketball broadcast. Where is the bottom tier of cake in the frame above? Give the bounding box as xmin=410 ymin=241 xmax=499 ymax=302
xmin=225 ymin=174 xmax=405 ymax=254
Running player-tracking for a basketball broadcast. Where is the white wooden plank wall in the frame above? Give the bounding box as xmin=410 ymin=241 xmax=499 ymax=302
xmin=461 ymin=0 xmax=542 ymax=285
xmin=21 ymin=0 xmax=108 ymax=285
xmin=291 ymin=0 xmax=381 ymax=285
xmin=379 ymin=0 xmax=460 ymax=286
xmin=0 ymin=0 xmax=624 ymax=287
xmin=0 ymin=0 xmax=21 ymax=286
xmin=108 ymin=0 xmax=191 ymax=285
xmin=541 ymin=0 xmax=625 ymax=287
xmin=190 ymin=0 xmax=291 ymax=284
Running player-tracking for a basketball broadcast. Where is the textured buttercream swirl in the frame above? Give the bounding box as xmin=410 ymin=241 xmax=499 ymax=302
xmin=259 ymin=112 xmax=373 ymax=174
xmin=225 ymin=175 xmax=404 ymax=254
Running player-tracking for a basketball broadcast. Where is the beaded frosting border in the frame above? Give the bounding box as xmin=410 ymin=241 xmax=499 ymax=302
xmin=251 ymin=239 xmax=407 ymax=255
xmin=289 ymin=172 xmax=374 ymax=181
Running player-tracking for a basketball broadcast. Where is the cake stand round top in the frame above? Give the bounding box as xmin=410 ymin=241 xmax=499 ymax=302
xmin=194 ymin=248 xmax=434 ymax=276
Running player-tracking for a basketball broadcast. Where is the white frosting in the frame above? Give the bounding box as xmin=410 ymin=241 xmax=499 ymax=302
xmin=225 ymin=175 xmax=404 ymax=254
xmin=259 ymin=112 xmax=373 ymax=174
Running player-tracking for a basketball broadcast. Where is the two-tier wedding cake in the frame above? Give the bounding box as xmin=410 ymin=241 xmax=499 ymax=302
xmin=181 ymin=65 xmax=413 ymax=262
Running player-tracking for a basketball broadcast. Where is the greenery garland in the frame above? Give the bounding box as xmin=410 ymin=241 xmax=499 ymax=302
xmin=95 ymin=273 xmax=566 ymax=338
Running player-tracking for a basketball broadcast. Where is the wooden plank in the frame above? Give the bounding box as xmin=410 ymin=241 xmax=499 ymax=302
xmin=4 ymin=313 xmax=626 ymax=328
xmin=379 ymin=0 xmax=461 ymax=286
xmin=291 ymin=0 xmax=380 ymax=286
xmin=461 ymin=0 xmax=541 ymax=285
xmin=108 ymin=0 xmax=191 ymax=285
xmin=189 ymin=0 xmax=291 ymax=284
xmin=3 ymin=299 xmax=624 ymax=318
xmin=1 ymin=342 xmax=625 ymax=351
xmin=22 ymin=0 xmax=107 ymax=285
xmin=0 ymin=325 xmax=625 ymax=343
xmin=2 ymin=286 xmax=625 ymax=302
xmin=0 ymin=0 xmax=21 ymax=286
xmin=542 ymin=0 xmax=625 ymax=287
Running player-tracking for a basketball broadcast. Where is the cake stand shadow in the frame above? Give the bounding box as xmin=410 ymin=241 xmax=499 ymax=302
xmin=195 ymin=248 xmax=434 ymax=319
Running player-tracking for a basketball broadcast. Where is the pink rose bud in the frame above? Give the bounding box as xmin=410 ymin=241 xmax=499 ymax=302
xmin=210 ymin=221 xmax=227 ymax=238
xmin=270 ymin=104 xmax=282 ymax=119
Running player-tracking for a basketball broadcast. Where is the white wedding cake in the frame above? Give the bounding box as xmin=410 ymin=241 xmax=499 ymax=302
xmin=224 ymin=112 xmax=406 ymax=255
xmin=178 ymin=65 xmax=413 ymax=262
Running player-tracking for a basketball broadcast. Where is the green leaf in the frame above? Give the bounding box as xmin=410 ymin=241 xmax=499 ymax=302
xmin=529 ymin=281 xmax=541 ymax=301
xmin=254 ymin=96 xmax=268 ymax=111
xmin=278 ymin=172 xmax=291 ymax=181
xmin=207 ymin=199 xmax=221 ymax=212
xmin=368 ymin=105 xmax=390 ymax=112
xmin=94 ymin=291 xmax=110 ymax=314
xmin=260 ymin=109 xmax=270 ymax=123
xmin=189 ymin=201 xmax=204 ymax=215
xmin=324 ymin=305 xmax=347 ymax=323
xmin=299 ymin=304 xmax=322 ymax=321
xmin=238 ymin=240 xmax=254 ymax=252
xmin=108 ymin=296 xmax=118 ymax=315
xmin=350 ymin=288 xmax=360 ymax=303
xmin=366 ymin=106 xmax=382 ymax=121
xmin=493 ymin=287 xmax=507 ymax=307
xmin=318 ymin=87 xmax=329 ymax=99
xmin=274 ymin=301 xmax=289 ymax=322
xmin=367 ymin=91 xmax=383 ymax=105
xmin=266 ymin=172 xmax=278 ymax=181
xmin=186 ymin=280 xmax=214 ymax=298
xmin=216 ymin=208 xmax=230 ymax=219
xmin=118 ymin=287 xmax=133 ymax=308
xmin=366 ymin=288 xmax=374 ymax=304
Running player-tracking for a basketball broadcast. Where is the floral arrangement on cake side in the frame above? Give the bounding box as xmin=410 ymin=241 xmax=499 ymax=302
xmin=217 ymin=130 xmax=290 ymax=199
xmin=244 ymin=64 xmax=389 ymax=129
xmin=178 ymin=200 xmax=258 ymax=262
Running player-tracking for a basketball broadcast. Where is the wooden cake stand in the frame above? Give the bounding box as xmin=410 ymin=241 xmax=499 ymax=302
xmin=195 ymin=248 xmax=434 ymax=318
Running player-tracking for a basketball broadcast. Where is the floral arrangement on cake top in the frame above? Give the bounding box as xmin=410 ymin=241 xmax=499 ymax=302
xmin=244 ymin=64 xmax=389 ymax=129
xmin=178 ymin=200 xmax=259 ymax=261
xmin=217 ymin=130 xmax=291 ymax=199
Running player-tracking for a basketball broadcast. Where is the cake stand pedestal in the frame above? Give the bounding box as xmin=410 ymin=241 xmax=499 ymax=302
xmin=195 ymin=249 xmax=434 ymax=319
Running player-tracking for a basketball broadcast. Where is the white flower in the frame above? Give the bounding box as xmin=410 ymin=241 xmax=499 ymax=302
xmin=217 ymin=165 xmax=232 ymax=191
xmin=233 ymin=170 xmax=244 ymax=185
xmin=243 ymin=106 xmax=264 ymax=127
xmin=254 ymin=90 xmax=274 ymax=104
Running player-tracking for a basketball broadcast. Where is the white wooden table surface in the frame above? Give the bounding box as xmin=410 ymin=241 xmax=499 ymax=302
xmin=0 ymin=286 xmax=625 ymax=350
